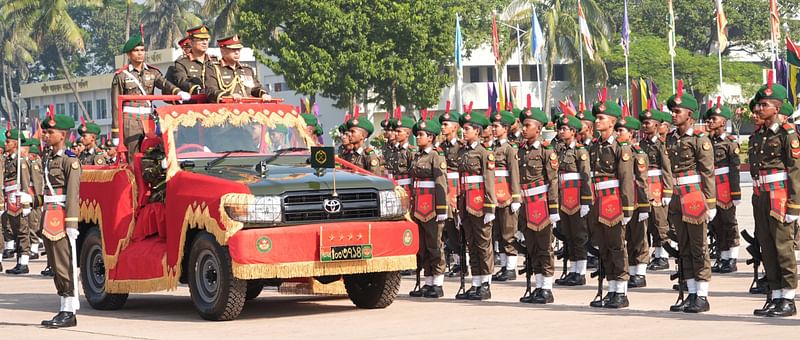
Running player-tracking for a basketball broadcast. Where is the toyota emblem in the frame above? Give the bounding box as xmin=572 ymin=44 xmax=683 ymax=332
xmin=323 ymin=198 xmax=342 ymax=214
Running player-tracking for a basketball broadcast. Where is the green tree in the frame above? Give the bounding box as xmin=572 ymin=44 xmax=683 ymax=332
xmin=201 ymin=0 xmax=239 ymax=40
xmin=140 ymin=0 xmax=202 ymax=50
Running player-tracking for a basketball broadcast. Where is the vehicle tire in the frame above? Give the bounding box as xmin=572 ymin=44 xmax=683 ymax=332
xmin=188 ymin=232 xmax=246 ymax=321
xmin=343 ymin=271 xmax=400 ymax=309
xmin=80 ymin=228 xmax=128 ymax=310
xmin=245 ymin=281 xmax=264 ymax=300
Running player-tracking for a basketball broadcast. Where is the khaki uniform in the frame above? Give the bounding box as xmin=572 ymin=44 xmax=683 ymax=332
xmin=492 ymin=139 xmax=522 ymax=263
xmin=750 ymin=122 xmax=799 ymax=291
xmin=79 ymin=148 xmax=107 ymax=166
xmin=204 ymin=60 xmax=268 ymax=103
xmin=458 ymin=142 xmax=496 ymax=278
xmin=627 ymin=144 xmax=652 ymax=270
xmin=518 ymin=139 xmax=558 ymax=277
xmin=173 ymin=53 xmax=218 ymax=94
xmin=439 ymin=138 xmax=463 ymax=261
xmin=409 ymin=147 xmax=448 ymax=278
xmin=3 ymin=153 xmax=33 ymax=257
xmin=639 ymin=136 xmax=674 ymax=252
xmin=381 ymin=143 xmax=396 ymax=178
xmin=390 ymin=142 xmax=415 ymax=196
xmin=556 ymin=141 xmax=592 ymax=265
xmin=666 ymin=128 xmax=715 ymax=282
xmin=27 ymin=156 xmax=44 ymax=256
xmin=588 ymin=135 xmax=636 ymax=282
xmin=709 ymin=133 xmax=741 ymax=254
xmin=349 ymin=145 xmax=382 ymax=176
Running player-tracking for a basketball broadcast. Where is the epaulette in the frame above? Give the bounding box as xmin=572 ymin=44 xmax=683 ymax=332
xmin=618 ymin=141 xmax=629 ymax=146
xmin=114 ymin=65 xmax=127 ymax=74
xmin=542 ymin=140 xmax=551 ymax=147
xmin=782 ymin=123 xmax=795 ymax=134
xmin=576 ymin=143 xmax=585 ymax=148
xmin=727 ymin=135 xmax=737 ymax=141
xmin=696 ymin=132 xmax=706 ymax=137
xmin=145 ymin=63 xmax=160 ymax=71
xmin=632 ymin=144 xmax=643 ymax=152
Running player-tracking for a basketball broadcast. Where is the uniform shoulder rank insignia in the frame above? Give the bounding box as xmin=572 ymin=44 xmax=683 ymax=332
xmin=440 ymin=161 xmax=447 ymax=170
xmin=542 ymin=140 xmax=551 ymax=147
xmin=365 ymin=147 xmax=373 ymax=154
xmin=71 ymin=161 xmax=80 ymax=169
xmin=727 ymin=135 xmax=737 ymax=141
xmin=621 ymin=152 xmax=631 ymax=161
xmin=145 ymin=63 xmax=160 ymax=71
xmin=702 ymin=141 xmax=711 ymax=150
xmin=782 ymin=123 xmax=795 ymax=134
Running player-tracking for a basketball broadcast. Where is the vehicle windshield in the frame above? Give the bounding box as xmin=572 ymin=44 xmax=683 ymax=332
xmin=173 ymin=121 xmax=310 ymax=159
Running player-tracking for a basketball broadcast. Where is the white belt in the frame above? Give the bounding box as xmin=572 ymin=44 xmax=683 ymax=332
xmin=463 ymin=176 xmax=484 ymax=184
xmin=647 ymin=169 xmax=663 ymax=177
xmin=446 ymin=172 xmax=460 ymax=180
xmin=495 ymin=170 xmax=509 ymax=177
xmin=676 ymin=175 xmax=701 ymax=185
xmin=523 ymin=185 xmax=548 ymax=197
xmin=122 ymin=106 xmax=152 ymax=114
xmin=559 ymin=172 xmax=580 ymax=181
xmin=414 ymin=181 xmax=435 ymax=188
xmin=44 ymin=195 xmax=66 ymax=203
xmin=396 ymin=178 xmax=412 ymax=186
xmin=714 ymin=167 xmax=730 ymax=176
xmin=762 ymin=172 xmax=788 ymax=184
xmin=4 ymin=185 xmax=18 ymax=193
xmin=594 ymin=180 xmax=619 ymax=190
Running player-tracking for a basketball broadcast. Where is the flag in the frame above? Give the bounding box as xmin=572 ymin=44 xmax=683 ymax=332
xmin=770 ymin=0 xmax=780 ymax=46
xmin=578 ymin=2 xmax=595 ymax=60
xmin=487 ymin=83 xmax=495 ymax=112
xmin=490 ymin=83 xmax=498 ymax=113
xmin=787 ymin=36 xmax=800 ymax=66
xmin=531 ymin=6 xmax=545 ymax=63
xmin=630 ymin=79 xmax=640 ymax=117
xmin=492 ymin=13 xmax=500 ymax=62
xmin=621 ymin=0 xmax=631 ymax=56
xmin=789 ymin=64 xmax=799 ymax=106
xmin=455 ymin=14 xmax=464 ymax=69
xmin=639 ymin=78 xmax=648 ymax=115
xmin=716 ymin=0 xmax=728 ymax=51
xmin=667 ymin=0 xmax=677 ymax=57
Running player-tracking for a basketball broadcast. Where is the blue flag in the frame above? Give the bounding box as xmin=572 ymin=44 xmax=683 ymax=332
xmin=455 ymin=14 xmax=463 ymax=69
xmin=622 ymin=0 xmax=630 ymax=56
xmin=531 ymin=7 xmax=544 ymax=63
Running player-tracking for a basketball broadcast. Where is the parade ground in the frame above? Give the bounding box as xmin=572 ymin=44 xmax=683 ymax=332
xmin=1 ymin=186 xmax=797 ymax=339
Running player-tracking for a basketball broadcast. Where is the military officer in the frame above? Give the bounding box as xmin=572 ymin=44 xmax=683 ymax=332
xmin=489 ymin=110 xmax=522 ymax=282
xmin=25 ymin=139 xmax=46 ymax=274
xmin=380 ymin=111 xmax=397 ymax=178
xmin=112 ymin=33 xmax=190 ymax=161
xmin=576 ymin=104 xmax=599 ymax=269
xmin=454 ymin=111 xmax=496 ymax=301
xmin=4 ymin=128 xmax=33 ymax=275
xmin=78 ymin=121 xmax=107 ymax=166
xmin=204 ymin=35 xmax=270 ymax=103
xmin=666 ymin=81 xmax=716 ymax=313
xmin=165 ymin=35 xmax=192 ymax=85
xmin=750 ymin=79 xmax=799 ymax=317
xmin=391 ymin=114 xmax=416 ymax=197
xmin=438 ymin=108 xmax=465 ymax=276
xmin=0 ymin=139 xmax=10 ymax=263
xmin=173 ymin=24 xmax=217 ymax=95
xmin=300 ymin=113 xmax=322 ymax=146
xmin=703 ymin=99 xmax=741 ymax=274
xmin=39 ymin=113 xmax=81 ymax=328
xmin=345 ymin=113 xmax=382 ymax=175
xmin=553 ymin=114 xmax=591 ymax=287
xmin=516 ymin=107 xmax=559 ymax=304
xmin=407 ymin=114 xmax=449 ymax=298
xmin=640 ymin=108 xmax=674 ymax=271
xmin=587 ymin=91 xmax=636 ymax=309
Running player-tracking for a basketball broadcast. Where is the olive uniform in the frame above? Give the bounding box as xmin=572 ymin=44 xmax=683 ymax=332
xmin=203 ymin=60 xmax=267 ymax=103
xmin=349 ymin=146 xmax=382 ymax=176
xmin=3 ymin=132 xmax=34 ymax=274
xmin=626 ymin=136 xmax=652 ymax=288
xmin=709 ymin=132 xmax=741 ymax=272
xmin=489 ymin=111 xmax=523 ymax=282
xmin=173 ymin=53 xmax=218 ymax=95
xmin=639 ymin=110 xmax=674 ymax=271
xmin=391 ymin=141 xmax=415 ymax=197
xmin=439 ymin=132 xmax=464 ymax=275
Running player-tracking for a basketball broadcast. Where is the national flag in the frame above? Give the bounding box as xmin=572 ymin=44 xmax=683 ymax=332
xmin=787 ymin=36 xmax=800 ymax=66
xmin=770 ymin=0 xmax=780 ymax=46
xmin=667 ymin=0 xmax=677 ymax=57
xmin=490 ymin=83 xmax=498 ymax=113
xmin=455 ymin=14 xmax=464 ymax=69
xmin=621 ymin=0 xmax=631 ymax=56
xmin=492 ymin=13 xmax=500 ymax=62
xmin=789 ymin=64 xmax=799 ymax=105
xmin=578 ymin=2 xmax=595 ymax=60
xmin=639 ymin=78 xmax=648 ymax=115
xmin=716 ymin=0 xmax=728 ymax=51
xmin=498 ymin=81 xmax=505 ymax=111
xmin=531 ymin=7 xmax=545 ymax=63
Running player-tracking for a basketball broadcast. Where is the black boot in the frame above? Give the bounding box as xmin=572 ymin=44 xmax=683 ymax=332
xmin=42 ymin=311 xmax=77 ymax=328
xmin=409 ymin=285 xmax=431 ymax=298
xmin=767 ymin=299 xmax=797 ymax=317
xmin=492 ymin=267 xmax=510 ymax=281
xmin=711 ymin=259 xmax=724 ymax=273
xmin=29 ymin=253 xmax=39 ymax=260
xmin=590 ymin=292 xmax=614 ymax=308
xmin=555 ymin=273 xmax=569 ymax=286
xmin=647 ymin=257 xmax=670 ymax=271
xmin=467 ymin=282 xmax=491 ymax=300
xmin=532 ymin=289 xmax=554 ymax=304
xmin=671 ymin=293 xmax=694 ymax=312
xmin=2 ymin=249 xmax=13 ymax=259
xmin=604 ymin=293 xmax=629 ymax=309
xmin=5 ymin=264 xmax=29 ymax=275
xmin=627 ymin=275 xmax=647 ymax=288
xmin=564 ymin=273 xmax=586 ymax=286
xmin=753 ymin=299 xmax=777 ymax=316
xmin=455 ymin=286 xmax=477 ymax=300
xmin=684 ymin=295 xmax=710 ymax=313
xmin=520 ymin=288 xmax=541 ymax=303
xmin=750 ymin=277 xmax=769 ymax=294
xmin=41 ymin=266 xmax=54 ymax=277
xmin=719 ymin=259 xmax=737 ymax=273
xmin=587 ymin=256 xmax=598 ymax=269
xmin=424 ymin=285 xmax=444 ymax=298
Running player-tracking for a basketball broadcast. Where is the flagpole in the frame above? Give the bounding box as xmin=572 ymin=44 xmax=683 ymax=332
xmin=579 ymin=30 xmax=586 ymax=104
xmin=455 ymin=13 xmax=464 ymax=114
xmin=516 ymin=24 xmax=524 ymax=107
xmin=717 ymin=44 xmax=724 ymax=93
xmin=531 ymin=4 xmax=544 ymax=108
xmin=623 ymin=0 xmax=630 ymax=107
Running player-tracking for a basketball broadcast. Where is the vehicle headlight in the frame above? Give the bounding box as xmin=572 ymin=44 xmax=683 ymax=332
xmin=225 ymin=196 xmax=282 ymax=223
xmin=379 ymin=188 xmax=409 ymax=218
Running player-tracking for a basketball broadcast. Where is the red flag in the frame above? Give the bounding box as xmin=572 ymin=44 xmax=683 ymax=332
xmin=492 ymin=14 xmax=500 ymax=61
xmin=770 ymin=0 xmax=780 ymax=46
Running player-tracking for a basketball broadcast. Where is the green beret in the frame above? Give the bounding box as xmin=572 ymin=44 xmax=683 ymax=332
xmin=41 ymin=114 xmax=76 ymax=131
xmin=412 ymin=119 xmax=441 ymax=136
xmin=755 ymin=83 xmax=788 ymax=102
xmin=394 ymin=116 xmax=416 ymax=130
xmin=705 ymin=104 xmax=732 ymax=120
xmin=592 ymin=100 xmax=622 ymax=118
xmin=490 ymin=110 xmax=515 ymax=126
xmin=29 ymin=144 xmax=40 ymax=155
xmin=5 ymin=129 xmax=26 ymax=143
xmin=748 ymin=98 xmax=756 ymax=112
xmin=313 ymin=125 xmax=324 ymax=137
xmin=661 ymin=111 xmax=673 ymax=124
xmin=301 ymin=113 xmax=318 ymax=128
xmin=23 ymin=138 xmax=40 ymax=147
xmin=667 ymin=90 xmax=700 ymax=118
xmin=346 ymin=116 xmax=375 ymax=137
xmin=615 ymin=116 xmax=642 ymax=131
xmin=511 ymin=108 xmax=523 ymax=118
xmin=641 ymin=108 xmax=662 ymax=123
xmin=380 ymin=118 xmax=396 ymax=130
xmin=780 ymin=102 xmax=795 ymax=116
xmin=438 ymin=111 xmax=461 ymax=124
xmin=338 ymin=123 xmax=348 ymax=134
xmin=459 ymin=112 xmax=490 ymax=128
xmin=79 ymin=122 xmax=102 ymax=136
xmin=519 ymin=108 xmax=549 ymax=125
xmin=556 ymin=114 xmax=582 ymax=130
xmin=577 ymin=109 xmax=595 ymax=122
xmin=122 ymin=33 xmax=144 ymax=53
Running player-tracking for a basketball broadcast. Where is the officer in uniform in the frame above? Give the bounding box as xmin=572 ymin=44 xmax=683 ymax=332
xmin=204 ymin=35 xmax=270 ymax=103
xmin=407 ymin=115 xmax=448 ymax=298
xmin=553 ymin=114 xmax=591 ymax=286
xmin=4 ymin=128 xmax=33 ymax=275
xmin=345 ymin=114 xmax=382 ymax=175
xmin=39 ymin=113 xmax=81 ymax=328
xmin=438 ymin=109 xmax=464 ymax=276
xmin=380 ymin=111 xmax=397 ymax=178
xmin=25 ymin=139 xmax=47 ymax=274
xmin=587 ymin=92 xmax=635 ymax=309
xmin=516 ymin=107 xmax=559 ymax=304
xmin=577 ymin=105 xmax=599 ymax=270
xmin=337 ymin=118 xmax=353 ymax=160
xmin=391 ymin=115 xmax=416 ymax=197
xmin=640 ymin=108 xmax=674 ymax=271
xmin=112 ymin=33 xmax=190 ymax=161
xmin=704 ymin=99 xmax=741 ymax=274
xmin=78 ymin=121 xmax=107 ymax=165
xmin=489 ymin=110 xmax=522 ymax=282
xmin=165 ymin=36 xmax=192 ymax=85
xmin=666 ymin=82 xmax=715 ymax=313
xmin=454 ymin=111 xmax=496 ymax=300
xmin=174 ymin=25 xmax=217 ymax=95
xmin=750 ymin=80 xmax=799 ymax=317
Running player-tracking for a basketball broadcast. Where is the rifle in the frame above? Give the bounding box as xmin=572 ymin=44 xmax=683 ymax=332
xmin=519 ymin=245 xmax=534 ymax=302
xmin=587 ymin=244 xmax=604 ymax=306
xmin=708 ymin=222 xmax=720 ymax=261
xmin=663 ymin=243 xmax=685 ymax=312
xmin=741 ymin=230 xmax=766 ymax=295
xmin=456 ymin=214 xmax=468 ymax=297
xmin=553 ymin=226 xmax=569 ymax=280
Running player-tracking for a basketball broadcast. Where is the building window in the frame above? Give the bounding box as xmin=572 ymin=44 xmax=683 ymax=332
xmin=469 ymin=67 xmax=480 ymax=83
xmin=507 ymin=66 xmax=520 ymax=82
xmin=526 ymin=65 xmax=542 ymax=81
xmin=56 ymin=103 xmax=65 ymax=115
xmin=96 ymin=99 xmax=107 ymax=119
xmin=486 ymin=67 xmax=495 ymax=82
xmin=69 ymin=102 xmax=79 ymax=121
xmin=553 ymin=64 xmax=568 ymax=81
xmin=83 ymin=101 xmax=92 ymax=119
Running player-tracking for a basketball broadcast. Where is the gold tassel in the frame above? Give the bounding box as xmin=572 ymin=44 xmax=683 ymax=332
xmin=232 ymin=255 xmax=417 ymax=280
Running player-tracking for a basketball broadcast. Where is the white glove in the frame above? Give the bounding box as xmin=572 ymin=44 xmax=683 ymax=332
xmin=733 ymin=200 xmax=741 ymax=206
xmin=67 ymin=228 xmax=79 ymax=241
xmin=510 ymin=202 xmax=521 ymax=213
xmin=638 ymin=212 xmax=649 ymax=222
xmin=22 ymin=208 xmax=31 ymax=217
xmin=549 ymin=213 xmax=561 ymax=224
xmin=177 ymin=91 xmax=191 ymax=102
xmin=623 ymin=217 xmax=632 ymax=225
xmin=112 ymin=138 xmax=119 ymax=146
xmin=662 ymin=197 xmax=671 ymax=206
xmin=17 ymin=192 xmax=32 ymax=204
xmin=707 ymin=209 xmax=717 ymax=222
xmin=261 ymin=94 xmax=273 ymax=101
xmin=455 ymin=215 xmax=461 ymax=228
xmin=436 ymin=214 xmax=447 ymax=222
xmin=785 ymin=214 xmax=799 ymax=223
xmin=0 ymin=210 xmax=4 ymax=216
xmin=483 ymin=213 xmax=496 ymax=225
xmin=580 ymin=205 xmax=590 ymax=218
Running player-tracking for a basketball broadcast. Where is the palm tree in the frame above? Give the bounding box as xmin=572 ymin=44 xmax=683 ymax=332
xmin=499 ymin=0 xmax=611 ymax=114
xmin=0 ymin=20 xmax=38 ymax=123
xmin=140 ymin=0 xmax=202 ymax=50
xmin=0 ymin=0 xmax=102 ymax=121
xmin=201 ymin=0 xmax=240 ymax=40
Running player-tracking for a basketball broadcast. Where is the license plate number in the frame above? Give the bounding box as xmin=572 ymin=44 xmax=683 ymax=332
xmin=321 ymin=244 xmax=373 ymax=262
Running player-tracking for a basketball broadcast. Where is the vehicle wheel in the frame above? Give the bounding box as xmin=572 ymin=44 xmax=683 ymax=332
xmin=188 ymin=233 xmax=246 ymax=321
xmin=343 ymin=271 xmax=400 ymax=309
xmin=246 ymin=281 xmax=264 ymax=300
xmin=80 ymin=228 xmax=128 ymax=310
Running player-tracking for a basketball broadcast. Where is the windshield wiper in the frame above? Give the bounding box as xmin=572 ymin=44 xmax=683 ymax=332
xmin=260 ymin=147 xmax=309 ymax=166
xmin=205 ymin=150 xmax=258 ymax=171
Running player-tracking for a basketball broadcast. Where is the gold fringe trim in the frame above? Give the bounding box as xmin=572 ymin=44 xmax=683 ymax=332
xmin=106 ymin=255 xmax=179 ymax=293
xmin=81 ymin=168 xmax=128 ymax=183
xmin=232 ymin=255 xmax=417 ymax=280
xmin=218 ymin=193 xmax=253 ymax=239
xmin=278 ymin=278 xmax=347 ymax=296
